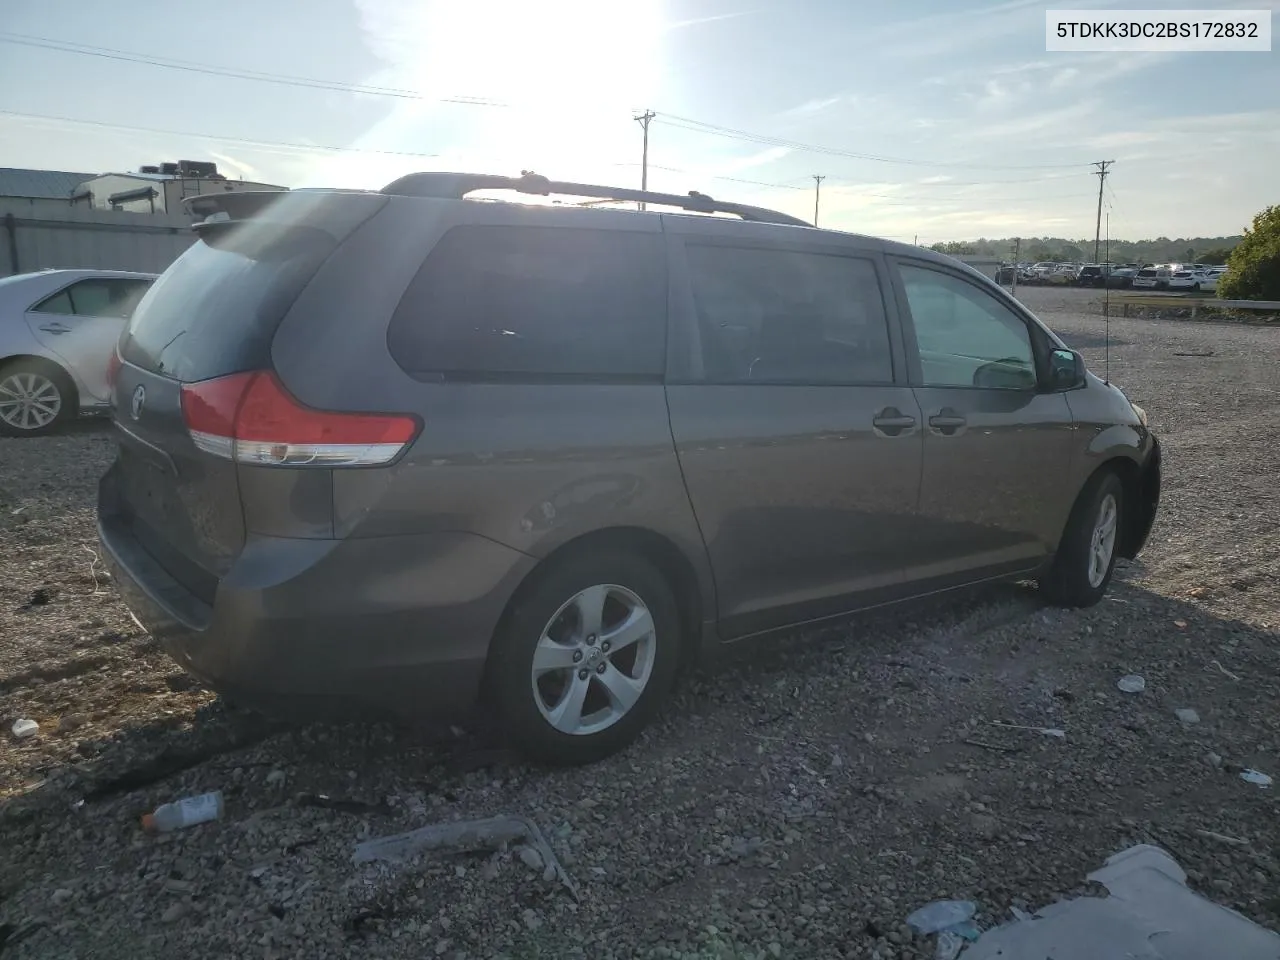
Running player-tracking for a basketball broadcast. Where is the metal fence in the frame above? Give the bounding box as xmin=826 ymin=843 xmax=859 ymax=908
xmin=0 ymin=200 xmax=195 ymax=278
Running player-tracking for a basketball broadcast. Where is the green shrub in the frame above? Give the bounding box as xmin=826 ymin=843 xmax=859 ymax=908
xmin=1219 ymin=205 xmax=1280 ymax=301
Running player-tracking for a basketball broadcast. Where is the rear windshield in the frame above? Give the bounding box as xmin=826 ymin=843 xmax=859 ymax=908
xmin=387 ymin=225 xmax=666 ymax=382
xmin=119 ymin=224 xmax=335 ymax=382
xmin=1137 ymin=269 xmax=1158 ymax=277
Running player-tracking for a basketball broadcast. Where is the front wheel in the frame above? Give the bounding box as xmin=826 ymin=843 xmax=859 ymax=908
xmin=0 ymin=362 xmax=74 ymax=437
xmin=486 ymin=551 xmax=682 ymax=765
xmin=1040 ymin=471 xmax=1124 ymax=607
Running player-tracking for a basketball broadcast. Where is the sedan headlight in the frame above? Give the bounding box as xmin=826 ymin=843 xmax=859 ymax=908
xmin=1131 ymin=402 xmax=1148 ymax=427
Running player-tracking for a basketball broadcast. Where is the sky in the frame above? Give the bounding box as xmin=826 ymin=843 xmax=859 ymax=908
xmin=1 ymin=0 xmax=1277 ymax=243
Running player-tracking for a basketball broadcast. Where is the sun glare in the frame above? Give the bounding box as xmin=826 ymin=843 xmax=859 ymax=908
xmin=301 ymin=0 xmax=668 ymax=190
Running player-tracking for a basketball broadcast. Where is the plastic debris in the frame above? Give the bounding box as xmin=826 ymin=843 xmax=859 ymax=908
xmin=1240 ymin=769 xmax=1273 ymax=788
xmin=11 ymin=718 xmax=39 ymax=739
xmin=1211 ymin=660 xmax=1241 ymax=681
xmin=907 ymin=900 xmax=976 ymax=935
xmin=295 ymin=793 xmax=391 ymax=816
xmin=1117 ymin=675 xmax=1146 ymax=694
xmin=961 ymin=844 xmax=1280 ymax=959
xmin=352 ymin=815 xmax=579 ymax=900
xmin=991 ymin=721 xmax=1065 ymax=738
xmin=908 ymin=902 xmax=980 ymax=960
xmin=141 ymin=791 xmax=224 ymax=833
xmin=1009 ymin=906 xmax=1034 ymax=922
xmin=936 ymin=930 xmax=965 ymax=960
xmin=1175 ymin=708 xmax=1201 ymax=724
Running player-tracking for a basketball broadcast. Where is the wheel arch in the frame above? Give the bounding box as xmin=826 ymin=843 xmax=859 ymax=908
xmin=1080 ymin=450 xmax=1158 ymax=560
xmin=490 ymin=525 xmax=709 ymax=673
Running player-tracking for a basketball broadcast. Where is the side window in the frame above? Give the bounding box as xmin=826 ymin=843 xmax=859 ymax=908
xmin=387 ymin=226 xmax=666 ymax=380
xmin=31 ymin=290 xmax=74 ymax=315
xmin=68 ymin=279 xmax=153 ymax=318
xmin=897 ymin=264 xmax=1037 ymax=391
xmin=684 ymin=244 xmax=893 ymax=384
xmin=31 ymin=280 xmax=152 ymax=318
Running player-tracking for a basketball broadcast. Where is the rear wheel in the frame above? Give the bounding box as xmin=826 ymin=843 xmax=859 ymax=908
xmin=487 ymin=551 xmax=681 ymax=765
xmin=0 ymin=361 xmax=74 ymax=437
xmin=1040 ymin=471 xmax=1124 ymax=608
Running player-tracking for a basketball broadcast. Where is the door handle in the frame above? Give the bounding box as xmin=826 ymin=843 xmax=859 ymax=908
xmin=928 ymin=408 xmax=967 ymax=436
xmin=39 ymin=323 xmax=71 ymax=334
xmin=872 ymin=407 xmax=917 ymax=438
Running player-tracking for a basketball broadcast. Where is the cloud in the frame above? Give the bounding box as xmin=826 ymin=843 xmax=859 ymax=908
xmin=719 ymin=146 xmax=791 ymax=173
xmin=664 ymin=11 xmax=749 ymax=31
xmin=786 ymin=95 xmax=843 ymax=116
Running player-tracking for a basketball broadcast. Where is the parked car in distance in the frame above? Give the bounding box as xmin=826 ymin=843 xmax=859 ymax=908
xmin=97 ymin=173 xmax=1162 ymax=765
xmin=1167 ymin=269 xmax=1206 ymax=291
xmin=1045 ymin=263 xmax=1080 ymax=285
xmin=1168 ymin=266 xmax=1228 ymax=293
xmin=1106 ymin=264 xmax=1139 ymax=288
xmin=0 ymin=269 xmax=157 ymax=436
xmin=1132 ymin=266 xmax=1173 ymax=290
xmin=1199 ymin=266 xmax=1227 ymax=293
xmin=1076 ymin=265 xmax=1107 ymax=287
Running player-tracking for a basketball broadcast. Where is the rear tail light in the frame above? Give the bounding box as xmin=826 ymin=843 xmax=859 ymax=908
xmin=180 ymin=371 xmax=418 ymax=467
xmin=106 ymin=350 xmax=122 ymax=391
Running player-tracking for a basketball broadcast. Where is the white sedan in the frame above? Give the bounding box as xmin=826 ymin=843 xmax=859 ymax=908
xmin=1167 ymin=268 xmax=1218 ymax=292
xmin=0 ymin=269 xmax=156 ymax=436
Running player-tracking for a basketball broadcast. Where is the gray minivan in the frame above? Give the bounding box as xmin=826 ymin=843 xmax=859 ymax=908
xmin=97 ymin=173 xmax=1161 ymax=765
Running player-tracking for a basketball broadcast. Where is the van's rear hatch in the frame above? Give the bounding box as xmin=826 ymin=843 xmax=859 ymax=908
xmin=106 ymin=189 xmax=388 ymax=603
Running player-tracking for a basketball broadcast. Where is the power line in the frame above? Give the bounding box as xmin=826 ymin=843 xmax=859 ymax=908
xmin=653 ymin=113 xmax=1092 ymax=171
xmin=0 ymin=108 xmax=441 ymax=159
xmin=0 ymin=32 xmax=507 ymax=107
xmin=3 ymin=30 xmax=1098 ymax=178
xmin=0 ymin=107 xmax=1100 ymax=205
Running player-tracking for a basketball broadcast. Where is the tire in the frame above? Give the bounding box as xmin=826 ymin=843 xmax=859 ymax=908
xmin=486 ymin=550 xmax=682 ymax=765
xmin=1040 ymin=471 xmax=1124 ymax=608
xmin=0 ymin=360 xmax=76 ymax=438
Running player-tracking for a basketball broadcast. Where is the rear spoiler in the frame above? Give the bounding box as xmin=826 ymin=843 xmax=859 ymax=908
xmin=184 ymin=190 xmax=291 ymax=229
xmin=181 ymin=189 xmax=388 ymax=241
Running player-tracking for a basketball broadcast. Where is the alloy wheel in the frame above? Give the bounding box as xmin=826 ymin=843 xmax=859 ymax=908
xmin=0 ymin=372 xmax=62 ymax=432
xmin=530 ymin=583 xmax=657 ymax=736
xmin=1087 ymin=493 xmax=1118 ymax=588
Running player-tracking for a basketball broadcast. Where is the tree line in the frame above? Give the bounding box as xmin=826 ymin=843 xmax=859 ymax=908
xmin=928 ymin=237 xmax=1242 ymax=265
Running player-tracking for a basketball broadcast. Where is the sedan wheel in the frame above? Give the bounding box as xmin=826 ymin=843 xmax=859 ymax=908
xmin=0 ymin=368 xmax=67 ymax=436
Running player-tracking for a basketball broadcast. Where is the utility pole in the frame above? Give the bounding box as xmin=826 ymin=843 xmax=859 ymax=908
xmin=634 ymin=110 xmax=655 ymax=210
xmin=812 ymin=175 xmax=825 ymax=226
xmin=1011 ymin=237 xmax=1021 ymax=296
xmin=1093 ymin=160 xmax=1114 ymax=263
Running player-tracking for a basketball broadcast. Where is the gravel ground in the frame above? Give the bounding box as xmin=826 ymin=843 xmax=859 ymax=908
xmin=3 ymin=286 xmax=1279 ymax=960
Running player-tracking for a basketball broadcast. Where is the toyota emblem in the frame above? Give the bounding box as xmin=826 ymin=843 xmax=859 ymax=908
xmin=130 ymin=384 xmax=146 ymax=420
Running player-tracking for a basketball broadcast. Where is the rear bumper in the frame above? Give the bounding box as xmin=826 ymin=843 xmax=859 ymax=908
xmin=97 ymin=471 xmax=536 ymax=722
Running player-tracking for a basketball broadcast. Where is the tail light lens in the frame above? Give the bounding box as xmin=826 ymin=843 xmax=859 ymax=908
xmin=106 ymin=350 xmax=122 ymax=391
xmin=180 ymin=371 xmax=418 ymax=467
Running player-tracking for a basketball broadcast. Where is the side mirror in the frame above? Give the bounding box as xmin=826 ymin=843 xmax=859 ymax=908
xmin=1048 ymin=348 xmax=1086 ymax=391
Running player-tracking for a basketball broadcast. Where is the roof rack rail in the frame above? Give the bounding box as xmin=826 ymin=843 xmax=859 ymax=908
xmin=378 ymin=171 xmax=811 ymax=227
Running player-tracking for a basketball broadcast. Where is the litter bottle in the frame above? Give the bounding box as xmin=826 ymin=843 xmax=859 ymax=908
xmin=141 ymin=791 xmax=224 ymax=833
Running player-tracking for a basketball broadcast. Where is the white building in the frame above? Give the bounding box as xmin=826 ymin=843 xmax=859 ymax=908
xmin=71 ymin=161 xmax=285 ymax=214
